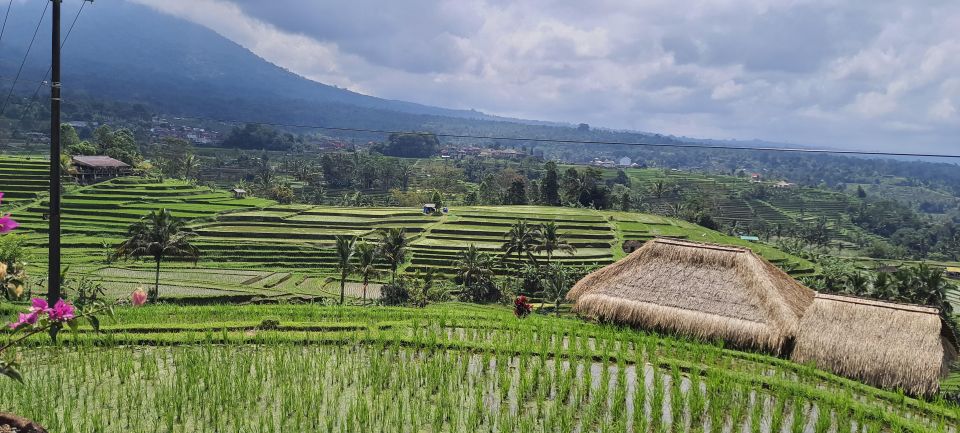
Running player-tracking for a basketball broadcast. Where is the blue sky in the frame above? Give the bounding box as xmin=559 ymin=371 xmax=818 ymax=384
xmin=128 ymin=1 xmax=959 ymax=153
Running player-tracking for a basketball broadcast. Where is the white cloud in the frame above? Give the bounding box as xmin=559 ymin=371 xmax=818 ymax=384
xmin=129 ymin=0 xmax=960 ymax=153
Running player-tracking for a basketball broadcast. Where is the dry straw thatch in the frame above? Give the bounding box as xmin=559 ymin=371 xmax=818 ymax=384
xmin=791 ymin=293 xmax=958 ymax=396
xmin=567 ymin=238 xmax=814 ymax=354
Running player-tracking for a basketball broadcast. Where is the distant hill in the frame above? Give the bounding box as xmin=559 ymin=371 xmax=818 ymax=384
xmin=0 ymin=1 xmax=517 ymax=126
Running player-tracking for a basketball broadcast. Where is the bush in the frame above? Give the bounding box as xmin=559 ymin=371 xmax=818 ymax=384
xmin=379 ymin=282 xmax=410 ymax=306
xmin=458 ymin=280 xmax=501 ymax=303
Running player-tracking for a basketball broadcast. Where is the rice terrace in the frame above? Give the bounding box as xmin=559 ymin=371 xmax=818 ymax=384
xmin=3 ymin=1 xmax=960 ymax=432
xmin=2 ymin=151 xmax=959 ymax=432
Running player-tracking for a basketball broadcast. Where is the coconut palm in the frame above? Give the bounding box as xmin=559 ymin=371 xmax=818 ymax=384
xmin=377 ymin=228 xmax=408 ymax=285
xmin=332 ymin=235 xmax=357 ymax=305
xmin=455 ymin=244 xmax=494 ymax=288
xmin=871 ymin=272 xmax=897 ymax=300
xmin=535 ymin=222 xmax=576 ymax=263
xmin=501 ymin=220 xmax=540 ymax=271
xmin=114 ymin=209 xmax=200 ymax=302
xmin=455 ymin=244 xmax=497 ymax=302
xmin=355 ymin=241 xmax=381 ymax=303
xmin=183 ymin=154 xmax=200 ymax=180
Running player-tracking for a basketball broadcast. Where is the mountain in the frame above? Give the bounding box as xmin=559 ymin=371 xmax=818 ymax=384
xmin=0 ymin=0 xmax=510 ymax=126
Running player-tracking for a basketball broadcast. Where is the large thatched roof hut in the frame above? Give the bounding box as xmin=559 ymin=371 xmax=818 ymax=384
xmin=791 ymin=293 xmax=958 ymax=396
xmin=567 ymin=238 xmax=814 ymax=354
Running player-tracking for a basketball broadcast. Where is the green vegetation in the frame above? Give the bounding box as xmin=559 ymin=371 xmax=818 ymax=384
xmin=1 ymin=303 xmax=957 ymax=432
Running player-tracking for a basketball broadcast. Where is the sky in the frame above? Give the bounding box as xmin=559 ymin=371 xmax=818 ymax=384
xmin=130 ymin=0 xmax=960 ymax=153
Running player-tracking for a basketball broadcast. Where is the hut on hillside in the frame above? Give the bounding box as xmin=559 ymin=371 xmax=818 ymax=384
xmin=567 ymin=238 xmax=815 ymax=354
xmin=72 ymin=155 xmax=131 ymax=184
xmin=791 ymin=293 xmax=958 ymax=396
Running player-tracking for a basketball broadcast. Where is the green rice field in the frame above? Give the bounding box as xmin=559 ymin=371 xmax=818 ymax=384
xmin=1 ymin=303 xmax=957 ymax=432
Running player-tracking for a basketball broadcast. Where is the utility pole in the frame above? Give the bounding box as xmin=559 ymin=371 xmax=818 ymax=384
xmin=47 ymin=0 xmax=61 ymax=306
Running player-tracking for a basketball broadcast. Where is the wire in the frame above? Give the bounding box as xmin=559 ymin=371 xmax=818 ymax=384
xmin=0 ymin=0 xmax=13 ymax=46
xmin=0 ymin=0 xmax=48 ymax=117
xmin=0 ymin=75 xmax=48 ymax=85
xmin=15 ymin=0 xmax=88 ymax=122
xmin=172 ymin=114 xmax=960 ymax=160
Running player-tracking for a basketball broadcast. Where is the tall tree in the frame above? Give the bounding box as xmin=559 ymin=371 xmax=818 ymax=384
xmin=541 ymin=161 xmax=560 ymax=206
xmin=535 ymin=222 xmax=576 ymax=263
xmin=505 ymin=178 xmax=528 ymax=205
xmin=377 ymin=228 xmax=408 ymax=285
xmin=355 ymin=241 xmax=381 ymax=303
xmin=502 ymin=220 xmax=540 ymax=273
xmin=454 ymin=244 xmax=496 ymax=302
xmin=114 ymin=209 xmax=200 ymax=302
xmin=332 ymin=235 xmax=357 ymax=305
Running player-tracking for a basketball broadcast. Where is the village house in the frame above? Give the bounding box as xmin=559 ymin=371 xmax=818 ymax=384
xmin=71 ymin=155 xmax=132 ymax=184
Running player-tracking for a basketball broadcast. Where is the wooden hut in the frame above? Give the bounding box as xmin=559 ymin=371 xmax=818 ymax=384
xmin=71 ymin=156 xmax=131 ymax=184
xmin=567 ymin=238 xmax=815 ymax=354
xmin=791 ymin=293 xmax=958 ymax=396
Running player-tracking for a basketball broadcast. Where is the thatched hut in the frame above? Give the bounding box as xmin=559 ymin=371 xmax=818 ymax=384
xmin=567 ymin=238 xmax=814 ymax=354
xmin=791 ymin=293 xmax=958 ymax=396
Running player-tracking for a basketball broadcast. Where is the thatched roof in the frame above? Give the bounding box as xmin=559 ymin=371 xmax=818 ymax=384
xmin=791 ymin=293 xmax=958 ymax=396
xmin=72 ymin=155 xmax=129 ymax=169
xmin=567 ymin=238 xmax=814 ymax=353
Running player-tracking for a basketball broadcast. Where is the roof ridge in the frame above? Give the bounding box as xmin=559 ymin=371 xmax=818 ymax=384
xmin=652 ymin=237 xmax=748 ymax=253
xmin=814 ymin=292 xmax=940 ymax=315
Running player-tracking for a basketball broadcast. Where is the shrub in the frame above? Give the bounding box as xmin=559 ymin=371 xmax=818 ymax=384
xmin=458 ymin=280 xmax=501 ymax=303
xmin=380 ymin=282 xmax=410 ymax=306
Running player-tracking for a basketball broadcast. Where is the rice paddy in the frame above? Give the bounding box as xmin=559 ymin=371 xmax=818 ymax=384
xmin=1 ymin=303 xmax=957 ymax=432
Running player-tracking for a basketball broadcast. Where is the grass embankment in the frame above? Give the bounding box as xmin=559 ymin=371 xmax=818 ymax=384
xmin=0 ymin=303 xmax=956 ymax=432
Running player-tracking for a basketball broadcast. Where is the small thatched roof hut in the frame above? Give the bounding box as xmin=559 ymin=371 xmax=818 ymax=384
xmin=567 ymin=238 xmax=814 ymax=354
xmin=791 ymin=293 xmax=958 ymax=396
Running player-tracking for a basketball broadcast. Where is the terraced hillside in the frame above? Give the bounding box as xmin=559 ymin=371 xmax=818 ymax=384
xmin=623 ymin=168 xmax=883 ymax=249
xmin=0 ymin=156 xmax=49 ymax=207
xmin=189 ymin=205 xmax=815 ymax=279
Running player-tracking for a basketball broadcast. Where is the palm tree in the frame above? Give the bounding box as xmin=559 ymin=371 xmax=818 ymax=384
xmin=377 ymin=228 xmax=408 ymax=285
xmin=871 ymin=272 xmax=897 ymax=300
xmin=183 ymin=154 xmax=200 ymax=181
xmin=844 ymin=272 xmax=870 ymax=296
xmin=454 ymin=244 xmax=495 ymax=300
xmin=535 ymin=222 xmax=576 ymax=263
xmin=541 ymin=262 xmax=571 ymax=317
xmin=501 ymin=220 xmax=540 ymax=272
xmin=332 ymin=235 xmax=357 ymax=305
xmin=355 ymin=241 xmax=381 ymax=303
xmin=114 ymin=209 xmax=200 ymax=302
xmin=912 ymin=264 xmax=949 ymax=310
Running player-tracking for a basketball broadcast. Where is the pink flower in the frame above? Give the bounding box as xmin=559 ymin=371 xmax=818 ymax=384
xmin=0 ymin=214 xmax=17 ymax=234
xmin=30 ymin=298 xmax=50 ymax=313
xmin=131 ymin=288 xmax=148 ymax=307
xmin=8 ymin=311 xmax=39 ymax=330
xmin=48 ymin=299 xmax=75 ymax=322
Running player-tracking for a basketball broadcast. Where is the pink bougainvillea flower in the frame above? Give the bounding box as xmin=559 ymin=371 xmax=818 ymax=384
xmin=0 ymin=214 xmax=17 ymax=234
xmin=48 ymin=299 xmax=75 ymax=322
xmin=8 ymin=311 xmax=39 ymax=330
xmin=131 ymin=288 xmax=148 ymax=307
xmin=30 ymin=298 xmax=50 ymax=313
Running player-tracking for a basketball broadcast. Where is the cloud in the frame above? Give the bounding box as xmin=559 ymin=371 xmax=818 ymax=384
xmin=130 ymin=0 xmax=960 ymax=153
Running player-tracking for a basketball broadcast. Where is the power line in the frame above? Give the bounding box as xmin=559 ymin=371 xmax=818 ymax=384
xmin=16 ymin=0 xmax=88 ymax=123
xmin=0 ymin=0 xmax=48 ymax=116
xmin=172 ymin=114 xmax=960 ymax=160
xmin=0 ymin=0 xmax=13 ymax=46
xmin=0 ymin=75 xmax=48 ymax=85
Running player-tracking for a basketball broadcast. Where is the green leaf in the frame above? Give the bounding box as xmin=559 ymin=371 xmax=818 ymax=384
xmin=67 ymin=319 xmax=79 ymax=333
xmin=88 ymin=315 xmax=101 ymax=333
xmin=106 ymin=305 xmax=116 ymax=323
